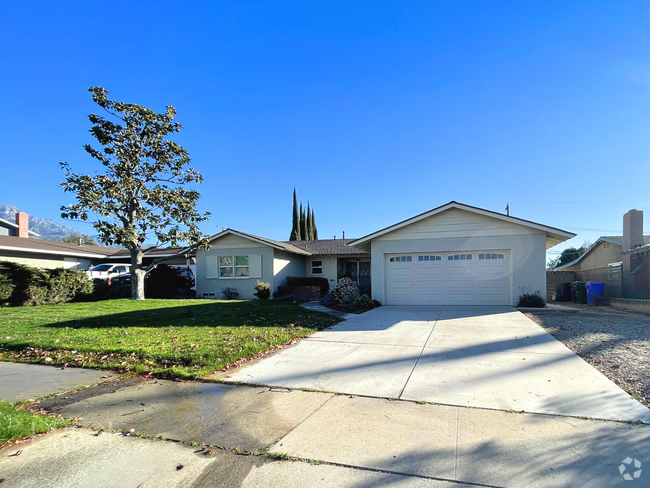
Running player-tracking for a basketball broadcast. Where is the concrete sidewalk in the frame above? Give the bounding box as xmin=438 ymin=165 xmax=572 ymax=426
xmin=0 ymin=362 xmax=112 ymax=402
xmin=6 ymin=374 xmax=646 ymax=487
xmin=216 ymin=306 xmax=650 ymax=422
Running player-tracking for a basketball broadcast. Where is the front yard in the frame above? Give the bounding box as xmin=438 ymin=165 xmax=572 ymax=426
xmin=526 ymin=310 xmax=650 ymax=407
xmin=0 ymin=299 xmax=340 ymax=379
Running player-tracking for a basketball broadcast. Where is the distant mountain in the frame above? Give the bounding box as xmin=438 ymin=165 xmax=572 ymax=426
xmin=0 ymin=204 xmax=92 ymax=242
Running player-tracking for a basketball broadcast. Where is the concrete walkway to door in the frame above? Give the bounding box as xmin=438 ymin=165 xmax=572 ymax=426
xmin=219 ymin=305 xmax=650 ymax=422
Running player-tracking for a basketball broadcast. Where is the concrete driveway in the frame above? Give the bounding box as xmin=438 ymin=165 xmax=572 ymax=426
xmin=221 ymin=306 xmax=650 ymax=422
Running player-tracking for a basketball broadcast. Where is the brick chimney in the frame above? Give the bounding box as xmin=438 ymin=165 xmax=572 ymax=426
xmin=623 ymin=209 xmax=644 ymax=251
xmin=15 ymin=212 xmax=29 ymax=238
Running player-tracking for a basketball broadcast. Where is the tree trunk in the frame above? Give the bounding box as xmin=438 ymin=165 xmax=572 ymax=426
xmin=130 ymin=248 xmax=146 ymax=300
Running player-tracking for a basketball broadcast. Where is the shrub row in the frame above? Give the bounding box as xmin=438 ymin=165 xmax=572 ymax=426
xmin=285 ymin=276 xmax=329 ymax=296
xmin=0 ymin=262 xmax=93 ymax=307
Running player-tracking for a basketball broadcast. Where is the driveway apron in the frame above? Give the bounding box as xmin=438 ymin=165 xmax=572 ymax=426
xmin=219 ymin=306 xmax=650 ymax=421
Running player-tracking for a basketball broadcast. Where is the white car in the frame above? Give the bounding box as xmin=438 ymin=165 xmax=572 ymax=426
xmin=86 ymin=263 xmax=131 ymax=281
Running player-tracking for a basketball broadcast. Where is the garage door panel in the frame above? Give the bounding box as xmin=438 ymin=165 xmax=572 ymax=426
xmin=386 ymin=251 xmax=510 ymax=305
xmin=476 ymin=280 xmax=507 ymax=290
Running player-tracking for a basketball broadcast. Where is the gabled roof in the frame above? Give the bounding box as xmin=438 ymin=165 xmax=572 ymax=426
xmin=0 ymin=235 xmax=119 ymax=258
xmin=349 ymin=201 xmax=576 ymax=251
xmin=284 ymin=239 xmax=368 ymax=256
xmin=0 ymin=217 xmax=40 ymax=237
xmin=200 ymin=229 xmax=312 ymax=256
xmin=554 ymin=235 xmax=650 ymax=269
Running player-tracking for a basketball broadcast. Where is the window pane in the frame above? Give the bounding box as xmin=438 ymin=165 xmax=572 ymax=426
xmin=312 ymin=267 xmax=323 ymax=274
xmin=312 ymin=260 xmax=322 ymax=267
xmin=460 ymin=255 xmax=465 ymax=260
xmin=407 ymin=256 xmax=412 ymax=261
xmin=492 ymin=254 xmax=497 ymax=259
xmin=448 ymin=256 xmax=453 ymax=260
xmin=220 ymin=256 xmax=233 ymax=266
xmin=454 ymin=255 xmax=459 ymax=260
xmin=219 ymin=267 xmax=233 ymax=277
xmin=466 ymin=254 xmax=472 ymax=260
xmin=235 ymin=256 xmax=249 ymax=266
xmin=498 ymin=254 xmax=504 ymax=259
xmin=418 ymin=256 xmax=423 ymax=261
xmin=479 ymin=254 xmax=484 ymax=259
xmin=235 ymin=267 xmax=249 ymax=277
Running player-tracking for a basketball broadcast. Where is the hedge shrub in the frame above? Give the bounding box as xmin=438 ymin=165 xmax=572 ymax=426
xmin=286 ymin=276 xmax=329 ymax=296
xmin=0 ymin=262 xmax=93 ymax=307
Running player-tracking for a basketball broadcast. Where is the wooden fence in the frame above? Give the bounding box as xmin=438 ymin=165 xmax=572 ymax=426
xmin=546 ymin=264 xmax=622 ymax=301
xmin=546 ymin=271 xmax=575 ymax=301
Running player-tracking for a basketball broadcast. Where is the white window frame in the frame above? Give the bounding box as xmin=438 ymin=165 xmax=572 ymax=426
xmin=311 ymin=260 xmax=323 ymax=275
xmin=219 ymin=255 xmax=250 ymax=279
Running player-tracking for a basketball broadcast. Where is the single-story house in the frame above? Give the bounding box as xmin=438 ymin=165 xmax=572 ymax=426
xmin=195 ymin=201 xmax=575 ymax=305
xmin=0 ymin=235 xmax=119 ymax=269
xmin=554 ymin=235 xmax=650 ymax=272
xmin=194 ymin=230 xmax=369 ymax=299
xmin=0 ymin=212 xmax=192 ymax=271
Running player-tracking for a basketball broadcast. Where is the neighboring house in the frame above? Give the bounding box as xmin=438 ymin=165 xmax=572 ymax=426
xmin=0 ymin=212 xmax=39 ymax=238
xmin=0 ymin=235 xmax=119 ymax=269
xmin=195 ymin=202 xmax=574 ymax=305
xmin=0 ymin=213 xmax=190 ymax=271
xmin=552 ymin=236 xmax=643 ymax=272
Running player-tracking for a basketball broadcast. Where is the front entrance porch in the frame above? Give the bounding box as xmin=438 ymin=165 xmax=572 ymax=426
xmin=338 ymin=258 xmax=371 ymax=295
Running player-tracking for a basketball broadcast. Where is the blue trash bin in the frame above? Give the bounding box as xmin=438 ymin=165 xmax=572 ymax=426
xmin=585 ymin=282 xmax=606 ymax=306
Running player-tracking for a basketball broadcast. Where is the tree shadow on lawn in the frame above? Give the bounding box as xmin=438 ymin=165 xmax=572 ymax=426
xmin=25 ymin=300 xmax=340 ymax=331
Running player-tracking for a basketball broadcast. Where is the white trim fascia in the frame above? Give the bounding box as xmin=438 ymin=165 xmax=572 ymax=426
xmin=207 ymin=229 xmax=284 ymax=251
xmin=349 ymin=202 xmax=575 ymax=247
xmin=0 ymin=245 xmax=111 ymax=259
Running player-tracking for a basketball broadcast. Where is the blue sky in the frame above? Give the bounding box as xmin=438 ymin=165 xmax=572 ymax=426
xmin=1 ymin=1 xmax=649 ymax=261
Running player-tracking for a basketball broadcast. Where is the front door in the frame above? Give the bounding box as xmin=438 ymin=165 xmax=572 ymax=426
xmin=345 ymin=260 xmax=371 ymax=295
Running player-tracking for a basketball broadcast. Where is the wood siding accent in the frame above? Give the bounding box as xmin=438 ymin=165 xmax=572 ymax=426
xmin=375 ymin=208 xmax=543 ymax=242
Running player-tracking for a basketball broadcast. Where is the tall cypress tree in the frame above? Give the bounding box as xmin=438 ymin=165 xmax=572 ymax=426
xmin=305 ymin=202 xmax=313 ymax=240
xmin=299 ymin=203 xmax=306 ymax=240
xmin=289 ymin=187 xmax=300 ymax=240
xmin=311 ymin=208 xmax=318 ymax=240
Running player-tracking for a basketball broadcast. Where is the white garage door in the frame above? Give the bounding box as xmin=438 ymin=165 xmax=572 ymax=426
xmin=385 ymin=251 xmax=510 ymax=305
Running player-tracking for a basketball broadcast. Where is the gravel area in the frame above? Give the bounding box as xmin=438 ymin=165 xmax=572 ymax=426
xmin=526 ymin=310 xmax=650 ymax=407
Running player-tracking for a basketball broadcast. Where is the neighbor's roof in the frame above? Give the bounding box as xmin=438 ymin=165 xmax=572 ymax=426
xmin=284 ymin=239 xmax=368 ymax=256
xmin=199 ymin=229 xmax=312 ymax=256
xmin=554 ymin=235 xmax=650 ymax=269
xmin=107 ymin=247 xmax=187 ymax=259
xmin=0 ymin=217 xmax=40 ymax=237
xmin=349 ymin=201 xmax=576 ymax=251
xmin=0 ymin=235 xmax=119 ymax=259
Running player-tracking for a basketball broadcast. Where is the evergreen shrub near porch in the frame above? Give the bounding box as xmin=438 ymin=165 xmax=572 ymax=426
xmin=285 ymin=277 xmax=329 ymax=296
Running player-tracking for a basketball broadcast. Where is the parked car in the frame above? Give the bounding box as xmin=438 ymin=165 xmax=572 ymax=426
xmin=115 ymin=266 xmax=195 ymax=290
xmin=86 ymin=263 xmax=131 ymax=281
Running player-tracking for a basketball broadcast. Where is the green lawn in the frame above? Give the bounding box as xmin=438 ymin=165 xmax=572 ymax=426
xmin=0 ymin=401 xmax=70 ymax=446
xmin=0 ymin=299 xmax=340 ymax=378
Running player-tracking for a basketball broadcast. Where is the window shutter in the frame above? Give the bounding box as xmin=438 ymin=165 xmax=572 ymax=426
xmin=249 ymin=254 xmax=262 ymax=278
xmin=206 ymin=256 xmax=218 ymax=279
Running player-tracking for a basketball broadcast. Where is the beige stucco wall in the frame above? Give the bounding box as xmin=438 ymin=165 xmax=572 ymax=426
xmin=0 ymin=251 xmax=94 ymax=270
xmin=577 ymin=241 xmax=623 ymax=271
